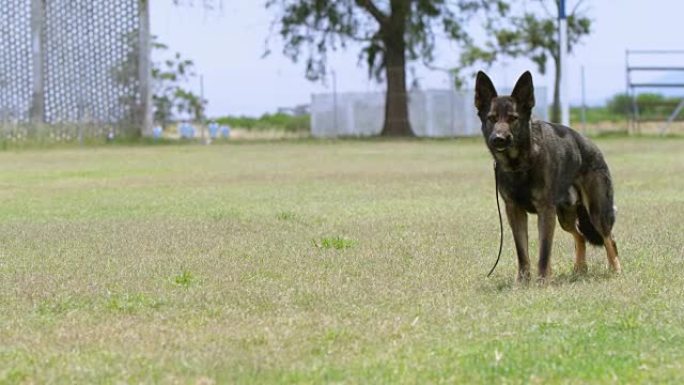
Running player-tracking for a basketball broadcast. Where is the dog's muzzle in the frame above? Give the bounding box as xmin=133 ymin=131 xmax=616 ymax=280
xmin=489 ymin=134 xmax=512 ymax=151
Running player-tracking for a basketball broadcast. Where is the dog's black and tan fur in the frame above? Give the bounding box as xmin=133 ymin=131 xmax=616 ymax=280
xmin=475 ymin=71 xmax=621 ymax=281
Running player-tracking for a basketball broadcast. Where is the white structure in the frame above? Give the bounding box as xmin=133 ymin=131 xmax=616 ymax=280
xmin=0 ymin=0 xmax=151 ymax=137
xmin=311 ymin=88 xmax=548 ymax=138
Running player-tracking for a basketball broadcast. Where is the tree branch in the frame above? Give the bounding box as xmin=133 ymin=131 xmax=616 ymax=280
xmin=308 ymin=24 xmax=373 ymax=44
xmin=538 ymin=0 xmax=554 ymax=19
xmin=571 ymin=0 xmax=587 ymax=15
xmin=356 ymin=0 xmax=389 ymax=25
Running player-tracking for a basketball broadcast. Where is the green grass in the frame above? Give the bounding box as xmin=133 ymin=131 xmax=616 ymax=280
xmin=0 ymin=137 xmax=682 ymax=384
xmin=314 ymin=236 xmax=357 ymax=250
xmin=215 ymin=113 xmax=310 ymax=132
xmin=570 ymin=106 xmax=625 ymax=123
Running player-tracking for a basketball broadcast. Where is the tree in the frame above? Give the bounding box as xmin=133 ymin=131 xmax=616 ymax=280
xmin=174 ymin=88 xmax=206 ymax=122
xmin=150 ymin=39 xmax=206 ymax=128
xmin=266 ymin=0 xmax=510 ymax=136
xmin=462 ymin=0 xmax=591 ymax=123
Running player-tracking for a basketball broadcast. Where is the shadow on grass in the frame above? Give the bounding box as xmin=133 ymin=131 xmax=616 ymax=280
xmin=481 ymin=268 xmax=619 ymax=292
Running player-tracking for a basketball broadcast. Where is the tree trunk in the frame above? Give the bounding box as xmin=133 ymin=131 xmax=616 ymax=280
xmin=551 ymin=55 xmax=561 ymax=123
xmin=380 ymin=0 xmax=413 ymax=137
xmin=381 ymin=47 xmax=413 ymax=136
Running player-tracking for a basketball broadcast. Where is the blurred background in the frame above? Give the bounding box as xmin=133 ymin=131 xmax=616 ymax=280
xmin=2 ymin=0 xmax=684 ymax=145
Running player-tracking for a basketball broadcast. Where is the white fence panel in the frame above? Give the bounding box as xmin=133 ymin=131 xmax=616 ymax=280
xmin=312 ymin=87 xmax=548 ymax=138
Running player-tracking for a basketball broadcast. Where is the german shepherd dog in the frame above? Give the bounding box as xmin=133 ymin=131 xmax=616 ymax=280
xmin=474 ymin=71 xmax=621 ymax=281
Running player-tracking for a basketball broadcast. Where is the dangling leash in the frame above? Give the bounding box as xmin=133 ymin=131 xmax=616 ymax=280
xmin=487 ymin=161 xmax=504 ymax=277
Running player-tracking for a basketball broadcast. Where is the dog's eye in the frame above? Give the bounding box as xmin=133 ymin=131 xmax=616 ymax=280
xmin=487 ymin=115 xmax=497 ymax=123
xmin=509 ymin=115 xmax=518 ymax=122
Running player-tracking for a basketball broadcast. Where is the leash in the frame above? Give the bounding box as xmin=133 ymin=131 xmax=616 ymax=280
xmin=487 ymin=160 xmax=504 ymax=277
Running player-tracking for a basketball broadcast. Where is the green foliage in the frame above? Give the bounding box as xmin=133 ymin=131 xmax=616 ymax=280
xmin=606 ymin=93 xmax=633 ymax=115
xmin=468 ymin=1 xmax=592 ymax=69
xmin=570 ymin=107 xmax=623 ymax=124
xmin=173 ymin=88 xmax=205 ymax=122
xmin=215 ymin=113 xmax=310 ymax=132
xmin=569 ymin=93 xmax=684 ymax=124
xmin=266 ymin=0 xmax=509 ymax=83
xmin=462 ymin=1 xmax=592 ymax=121
xmin=606 ymin=93 xmax=683 ymax=119
xmin=635 ymin=92 xmax=667 ymax=106
xmin=266 ymin=0 xmax=510 ymax=135
xmin=151 ymin=37 xmax=206 ymax=127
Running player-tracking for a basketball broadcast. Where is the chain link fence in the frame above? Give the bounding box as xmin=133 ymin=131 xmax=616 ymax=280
xmin=311 ymin=87 xmax=548 ymax=138
xmin=0 ymin=0 xmax=151 ymax=145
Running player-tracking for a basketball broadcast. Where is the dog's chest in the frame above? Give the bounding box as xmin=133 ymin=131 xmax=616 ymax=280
xmin=493 ymin=150 xmax=524 ymax=171
xmin=497 ymin=172 xmax=542 ymax=214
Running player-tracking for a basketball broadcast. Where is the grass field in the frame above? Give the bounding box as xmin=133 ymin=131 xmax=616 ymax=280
xmin=0 ymin=137 xmax=682 ymax=384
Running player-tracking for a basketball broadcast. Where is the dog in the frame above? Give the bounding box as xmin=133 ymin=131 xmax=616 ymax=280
xmin=474 ymin=71 xmax=621 ymax=281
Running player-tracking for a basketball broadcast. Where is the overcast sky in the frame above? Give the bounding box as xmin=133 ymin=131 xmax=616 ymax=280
xmin=150 ymin=1 xmax=684 ymax=117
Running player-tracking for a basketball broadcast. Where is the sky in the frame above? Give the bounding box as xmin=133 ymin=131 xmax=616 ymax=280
xmin=150 ymin=1 xmax=684 ymax=117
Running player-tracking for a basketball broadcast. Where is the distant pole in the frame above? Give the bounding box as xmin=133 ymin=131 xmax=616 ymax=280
xmin=559 ymin=0 xmax=570 ymax=126
xmin=625 ymin=49 xmax=634 ymax=134
xmin=581 ymin=66 xmax=586 ymax=132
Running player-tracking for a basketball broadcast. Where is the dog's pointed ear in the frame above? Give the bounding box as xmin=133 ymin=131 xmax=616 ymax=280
xmin=511 ymin=71 xmax=535 ymax=111
xmin=475 ymin=71 xmax=497 ymax=113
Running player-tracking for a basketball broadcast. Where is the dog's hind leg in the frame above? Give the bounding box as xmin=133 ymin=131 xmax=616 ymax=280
xmin=557 ymin=205 xmax=587 ymax=274
xmin=580 ymin=171 xmax=622 ymax=273
xmin=505 ymin=203 xmax=530 ymax=282
xmin=604 ymin=235 xmax=621 ymax=273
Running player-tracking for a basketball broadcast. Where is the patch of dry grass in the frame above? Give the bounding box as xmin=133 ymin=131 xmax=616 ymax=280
xmin=0 ymin=137 xmax=682 ymax=384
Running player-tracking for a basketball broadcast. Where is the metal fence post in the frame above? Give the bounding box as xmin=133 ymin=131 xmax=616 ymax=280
xmin=30 ymin=0 xmax=45 ymax=125
xmin=139 ymin=0 xmax=153 ymax=136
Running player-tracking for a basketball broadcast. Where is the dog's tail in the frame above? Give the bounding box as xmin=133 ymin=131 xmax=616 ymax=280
xmin=576 ymin=204 xmax=604 ymax=246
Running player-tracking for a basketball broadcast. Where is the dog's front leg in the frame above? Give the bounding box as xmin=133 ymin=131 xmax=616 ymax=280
xmin=537 ymin=206 xmax=557 ymax=280
xmin=505 ymin=203 xmax=530 ymax=282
